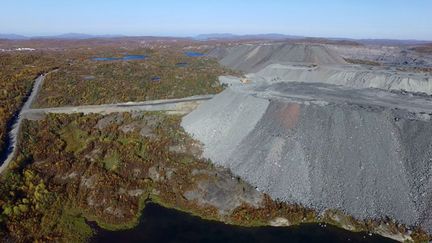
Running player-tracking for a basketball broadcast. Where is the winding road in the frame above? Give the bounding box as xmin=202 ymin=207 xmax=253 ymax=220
xmin=0 ymin=72 xmax=214 ymax=174
xmin=0 ymin=74 xmax=47 ymax=173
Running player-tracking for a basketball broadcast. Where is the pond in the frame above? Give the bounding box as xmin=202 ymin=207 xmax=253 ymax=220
xmin=151 ymin=76 xmax=161 ymax=82
xmin=185 ymin=51 xmax=205 ymax=57
xmin=176 ymin=62 xmax=189 ymax=67
xmin=91 ymin=203 xmax=396 ymax=243
xmin=92 ymin=55 xmax=147 ymax=61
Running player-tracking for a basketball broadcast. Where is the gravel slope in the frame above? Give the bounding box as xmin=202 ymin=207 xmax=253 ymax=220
xmin=182 ymin=82 xmax=432 ymax=234
xmin=211 ymin=43 xmax=432 ymax=94
xmin=182 ymin=89 xmax=269 ymax=164
xmin=190 ymin=43 xmax=432 ymax=234
xmin=248 ymin=63 xmax=432 ymax=94
xmin=210 ymin=43 xmax=347 ymax=72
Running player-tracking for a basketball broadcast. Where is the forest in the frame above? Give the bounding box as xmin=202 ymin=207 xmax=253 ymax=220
xmin=0 ymin=52 xmax=59 ymax=155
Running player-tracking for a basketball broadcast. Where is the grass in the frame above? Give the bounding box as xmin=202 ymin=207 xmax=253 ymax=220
xmin=344 ymin=58 xmax=381 ymax=66
xmin=103 ymin=152 xmax=120 ymax=171
xmin=56 ymin=207 xmax=94 ymax=241
xmin=60 ymin=121 xmax=92 ymax=154
xmin=90 ymin=193 xmax=150 ymax=231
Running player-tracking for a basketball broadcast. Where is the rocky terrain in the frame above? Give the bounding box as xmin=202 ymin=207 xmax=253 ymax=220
xmin=248 ymin=63 xmax=431 ymax=94
xmin=183 ymin=42 xmax=432 ymax=238
xmin=327 ymin=44 xmax=432 ymax=67
xmin=210 ymin=43 xmax=432 ymax=94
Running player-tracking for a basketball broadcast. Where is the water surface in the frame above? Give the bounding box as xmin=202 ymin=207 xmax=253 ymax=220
xmin=176 ymin=62 xmax=189 ymax=67
xmin=92 ymin=203 xmax=396 ymax=243
xmin=185 ymin=51 xmax=205 ymax=57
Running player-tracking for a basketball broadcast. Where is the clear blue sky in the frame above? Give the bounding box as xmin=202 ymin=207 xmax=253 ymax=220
xmin=1 ymin=0 xmax=431 ymax=40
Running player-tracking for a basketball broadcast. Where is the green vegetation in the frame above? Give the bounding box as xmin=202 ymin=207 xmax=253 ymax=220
xmin=0 ymin=38 xmax=430 ymax=242
xmin=103 ymin=152 xmax=120 ymax=171
xmin=0 ymin=43 xmax=429 ymax=242
xmin=344 ymin=58 xmax=381 ymax=66
xmin=0 ymin=52 xmax=59 ymax=154
xmin=34 ymin=48 xmax=239 ymax=108
xmin=0 ymin=168 xmax=93 ymax=241
xmin=0 ymin=112 xmax=211 ymax=241
xmin=0 ymin=112 xmax=314 ymax=241
xmin=0 ymin=42 xmax=238 ymax=157
xmin=0 ymin=112 xmax=429 ymax=242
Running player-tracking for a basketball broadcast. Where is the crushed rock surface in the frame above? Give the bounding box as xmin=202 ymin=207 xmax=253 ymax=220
xmin=182 ymin=81 xmax=432 ymax=234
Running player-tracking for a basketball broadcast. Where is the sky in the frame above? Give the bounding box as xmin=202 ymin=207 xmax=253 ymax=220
xmin=0 ymin=0 xmax=431 ymax=40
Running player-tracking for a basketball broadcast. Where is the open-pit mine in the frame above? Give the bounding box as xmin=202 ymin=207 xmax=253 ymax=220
xmin=182 ymin=42 xmax=432 ymax=239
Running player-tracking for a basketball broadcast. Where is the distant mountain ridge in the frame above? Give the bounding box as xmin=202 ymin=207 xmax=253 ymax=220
xmin=195 ymin=33 xmax=304 ymax=40
xmin=1 ymin=32 xmax=430 ymax=45
xmin=196 ymin=33 xmax=432 ymax=45
xmin=0 ymin=33 xmax=124 ymax=40
xmin=0 ymin=34 xmax=28 ymax=40
xmin=38 ymin=33 xmax=124 ymax=39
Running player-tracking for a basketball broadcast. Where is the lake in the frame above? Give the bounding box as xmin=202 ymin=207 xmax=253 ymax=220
xmin=92 ymin=55 xmax=147 ymax=61
xmin=185 ymin=51 xmax=205 ymax=57
xmin=91 ymin=203 xmax=396 ymax=243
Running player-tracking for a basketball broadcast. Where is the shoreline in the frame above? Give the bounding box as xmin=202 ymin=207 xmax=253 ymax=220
xmin=89 ymin=198 xmax=423 ymax=242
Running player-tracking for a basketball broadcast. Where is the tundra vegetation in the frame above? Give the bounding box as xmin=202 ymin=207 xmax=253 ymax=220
xmin=0 ymin=112 xmax=309 ymax=241
xmin=0 ymin=112 xmax=429 ymax=242
xmin=0 ymin=52 xmax=58 ymax=155
xmin=0 ymin=42 xmax=238 ymax=155
xmin=33 ymin=48 xmax=239 ymax=108
xmin=0 ymin=40 xmax=430 ymax=242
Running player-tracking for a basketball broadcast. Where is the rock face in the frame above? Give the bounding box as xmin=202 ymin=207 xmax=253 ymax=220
xmin=184 ymin=167 xmax=264 ymax=216
xmin=181 ymin=82 xmax=432 ymax=234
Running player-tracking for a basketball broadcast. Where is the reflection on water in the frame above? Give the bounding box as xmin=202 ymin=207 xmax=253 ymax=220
xmin=92 ymin=203 xmax=396 ymax=243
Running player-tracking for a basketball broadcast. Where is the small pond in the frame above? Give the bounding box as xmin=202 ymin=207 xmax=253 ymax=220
xmin=185 ymin=51 xmax=205 ymax=57
xmin=151 ymin=76 xmax=161 ymax=82
xmin=176 ymin=62 xmax=189 ymax=67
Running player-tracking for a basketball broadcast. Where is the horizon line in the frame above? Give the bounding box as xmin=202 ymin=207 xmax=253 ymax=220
xmin=1 ymin=32 xmax=432 ymax=42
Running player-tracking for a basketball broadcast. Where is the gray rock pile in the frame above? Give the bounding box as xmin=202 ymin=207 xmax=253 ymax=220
xmin=182 ymin=81 xmax=432 ymax=234
xmin=183 ymin=43 xmax=432 ymax=234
